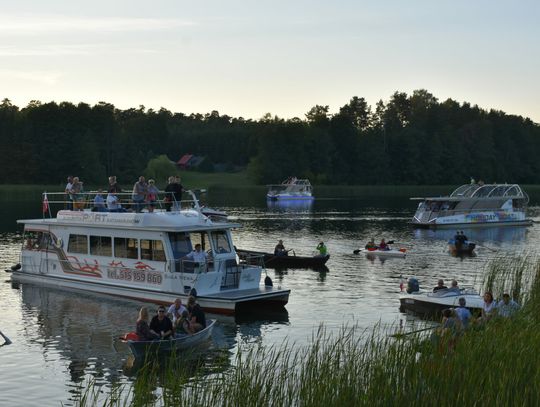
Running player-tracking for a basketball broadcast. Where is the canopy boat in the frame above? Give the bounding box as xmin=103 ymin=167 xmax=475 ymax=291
xmin=266 ymin=178 xmax=314 ymax=201
xmin=447 ymin=239 xmax=476 ymax=255
xmin=123 ymin=319 xmax=216 ymax=358
xmin=237 ymin=249 xmax=330 ymax=269
xmin=410 ymin=183 xmax=532 ymax=228
xmin=400 ymin=288 xmax=483 ymax=317
xmin=10 ymin=191 xmax=289 ymax=315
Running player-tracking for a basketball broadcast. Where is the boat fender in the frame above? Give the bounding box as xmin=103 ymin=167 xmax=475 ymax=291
xmin=399 ymin=248 xmax=407 ymax=253
xmin=264 ymin=276 xmax=273 ymax=287
xmin=11 ymin=263 xmax=21 ymax=271
xmin=189 ymin=288 xmax=198 ymax=298
xmin=122 ymin=332 xmax=140 ymax=341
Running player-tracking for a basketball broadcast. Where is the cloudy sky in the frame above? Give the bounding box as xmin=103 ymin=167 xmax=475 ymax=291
xmin=1 ymin=0 xmax=539 ymax=121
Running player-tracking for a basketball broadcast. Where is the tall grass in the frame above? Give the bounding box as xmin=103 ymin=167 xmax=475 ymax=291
xmin=77 ymin=255 xmax=540 ymax=406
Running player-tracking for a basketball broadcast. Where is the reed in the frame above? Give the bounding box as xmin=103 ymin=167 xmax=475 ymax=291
xmin=77 ymin=255 xmax=540 ymax=406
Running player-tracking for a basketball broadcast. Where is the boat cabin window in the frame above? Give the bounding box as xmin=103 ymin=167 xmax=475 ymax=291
xmin=169 ymin=232 xmax=191 ymax=259
xmin=90 ymin=236 xmax=112 ymax=257
xmin=211 ymin=230 xmax=232 ymax=254
xmin=140 ymin=239 xmax=166 ymax=262
xmin=114 ymin=237 xmax=138 ymax=259
xmin=190 ymin=232 xmax=211 ymax=252
xmin=68 ymin=234 xmax=88 ymax=254
xmin=24 ymin=230 xmax=54 ymax=251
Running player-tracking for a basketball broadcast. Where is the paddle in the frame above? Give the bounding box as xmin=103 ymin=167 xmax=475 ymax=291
xmin=0 ymin=329 xmax=12 ymax=346
xmin=475 ymin=243 xmax=498 ymax=252
xmin=389 ymin=326 xmax=438 ymax=339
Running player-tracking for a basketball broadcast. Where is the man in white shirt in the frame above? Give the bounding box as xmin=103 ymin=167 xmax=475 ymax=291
xmin=106 ymin=193 xmax=124 ymax=212
xmin=184 ymin=244 xmax=209 ymax=272
xmin=167 ymin=298 xmax=188 ymax=324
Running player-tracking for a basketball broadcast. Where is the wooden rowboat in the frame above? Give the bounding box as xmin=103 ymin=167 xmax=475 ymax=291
xmin=124 ymin=319 xmax=216 ymax=358
xmin=237 ymin=249 xmax=330 ymax=269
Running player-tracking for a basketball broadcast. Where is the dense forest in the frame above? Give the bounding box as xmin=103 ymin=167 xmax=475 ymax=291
xmin=0 ymin=89 xmax=539 ymax=186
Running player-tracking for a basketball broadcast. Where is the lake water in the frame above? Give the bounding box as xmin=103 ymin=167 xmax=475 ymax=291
xmin=1 ymin=191 xmax=539 ymax=406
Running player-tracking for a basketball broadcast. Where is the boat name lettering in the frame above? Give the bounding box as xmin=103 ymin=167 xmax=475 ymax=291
xmin=107 ymin=268 xmax=162 ymax=284
xmin=60 ymin=212 xmax=141 ymax=225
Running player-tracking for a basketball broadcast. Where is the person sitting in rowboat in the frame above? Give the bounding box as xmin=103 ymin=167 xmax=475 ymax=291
xmin=378 ymin=239 xmax=389 ymax=251
xmin=274 ymin=240 xmax=288 ymax=256
xmin=449 ymin=280 xmax=460 ymax=293
xmin=136 ymin=307 xmax=160 ymax=341
xmin=365 ymin=239 xmax=377 ymax=250
xmin=149 ymin=305 xmax=174 ymax=339
xmin=186 ymin=296 xmax=206 ymax=334
xmin=167 ymin=298 xmax=187 ymax=325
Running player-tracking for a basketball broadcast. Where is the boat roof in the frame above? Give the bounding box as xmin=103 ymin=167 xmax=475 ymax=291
xmin=411 ymin=183 xmax=528 ymax=201
xmin=18 ymin=210 xmax=240 ymax=232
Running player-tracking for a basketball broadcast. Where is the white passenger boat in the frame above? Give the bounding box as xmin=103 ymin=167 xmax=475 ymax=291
xmin=411 ymin=183 xmax=531 ymax=228
xmin=9 ymin=192 xmax=289 ymax=315
xmin=400 ymin=288 xmax=484 ymax=316
xmin=266 ymin=178 xmax=314 ymax=201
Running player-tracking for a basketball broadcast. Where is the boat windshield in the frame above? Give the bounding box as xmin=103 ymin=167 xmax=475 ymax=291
xmin=210 ymin=230 xmax=232 ymax=254
xmin=168 ymin=232 xmax=211 ymax=259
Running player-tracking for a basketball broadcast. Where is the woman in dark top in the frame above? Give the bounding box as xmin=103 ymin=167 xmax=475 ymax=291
xmin=187 ymin=296 xmax=206 ymax=333
xmin=136 ymin=307 xmax=159 ymax=340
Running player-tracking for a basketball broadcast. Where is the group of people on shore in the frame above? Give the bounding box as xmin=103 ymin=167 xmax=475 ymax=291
xmin=433 ymin=279 xmax=520 ymax=350
xmin=64 ymin=175 xmax=184 ymax=213
xmin=135 ymin=296 xmax=206 ymax=341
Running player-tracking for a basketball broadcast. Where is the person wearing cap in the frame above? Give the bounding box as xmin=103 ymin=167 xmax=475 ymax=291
xmin=149 ymin=305 xmax=173 ymax=339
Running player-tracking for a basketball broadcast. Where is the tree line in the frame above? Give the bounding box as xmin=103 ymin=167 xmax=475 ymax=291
xmin=1 ymin=89 xmax=539 ymax=186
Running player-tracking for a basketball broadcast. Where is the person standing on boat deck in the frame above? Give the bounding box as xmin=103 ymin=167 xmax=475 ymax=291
xmin=108 ymin=176 xmax=122 ymax=194
xmin=184 ymin=243 xmax=209 ymax=272
xmin=167 ymin=298 xmax=188 ymax=325
xmin=146 ymin=179 xmax=159 ymax=212
xmin=433 ymin=279 xmax=448 ymax=292
xmin=65 ymin=176 xmax=74 ymax=210
xmin=274 ymin=240 xmax=287 ymax=256
xmin=497 ymin=293 xmax=520 ymax=318
xmin=187 ymin=295 xmax=206 ymax=333
xmin=173 ymin=176 xmax=184 ymax=210
xmin=316 ymin=241 xmax=327 ymax=257
xmin=149 ymin=305 xmax=174 ymax=339
xmin=132 ymin=176 xmax=147 ymax=213
xmin=164 ymin=176 xmax=175 ymax=211
xmin=70 ymin=177 xmax=85 ymax=211
xmin=92 ymin=189 xmax=106 ymax=212
xmin=454 ymin=297 xmax=472 ymax=329
xmin=164 ymin=176 xmax=183 ymax=212
xmin=136 ymin=306 xmax=159 ymax=340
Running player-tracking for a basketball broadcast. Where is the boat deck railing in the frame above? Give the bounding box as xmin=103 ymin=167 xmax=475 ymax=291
xmin=41 ymin=190 xmax=207 ymax=217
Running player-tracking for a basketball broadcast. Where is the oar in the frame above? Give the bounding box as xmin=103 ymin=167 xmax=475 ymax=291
xmin=0 ymin=329 xmax=12 ymax=346
xmin=389 ymin=326 xmax=438 ymax=338
xmin=475 ymin=243 xmax=498 ymax=252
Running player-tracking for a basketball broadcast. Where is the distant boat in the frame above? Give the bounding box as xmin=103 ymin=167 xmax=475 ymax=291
xmin=410 ymin=183 xmax=532 ymax=228
xmin=123 ymin=319 xmax=216 ymax=358
xmin=237 ymin=249 xmax=329 ymax=269
xmin=266 ymin=178 xmax=314 ymax=201
xmin=448 ymin=239 xmax=476 ymax=255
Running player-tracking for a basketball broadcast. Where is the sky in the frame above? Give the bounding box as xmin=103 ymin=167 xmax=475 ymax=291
xmin=1 ymin=0 xmax=539 ymax=122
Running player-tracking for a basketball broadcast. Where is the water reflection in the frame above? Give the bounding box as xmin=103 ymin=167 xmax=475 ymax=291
xmin=414 ymin=226 xmax=528 ymax=245
xmin=266 ymin=199 xmax=313 ymax=212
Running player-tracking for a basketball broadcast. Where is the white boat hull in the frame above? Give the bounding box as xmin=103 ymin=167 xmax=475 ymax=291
xmin=366 ymin=249 xmax=406 ymax=258
xmin=400 ymin=289 xmax=483 ymax=316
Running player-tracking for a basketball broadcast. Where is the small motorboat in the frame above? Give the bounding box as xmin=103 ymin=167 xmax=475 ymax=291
xmin=448 ymin=239 xmax=476 ymax=255
xmin=122 ymin=319 xmax=216 ymax=358
xmin=237 ymin=249 xmax=330 ymax=269
xmin=399 ymin=288 xmax=483 ymax=317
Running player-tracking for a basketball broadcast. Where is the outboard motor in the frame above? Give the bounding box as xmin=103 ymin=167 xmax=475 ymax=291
xmin=189 ymin=288 xmax=198 ymax=298
xmin=407 ymin=278 xmax=419 ymax=294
